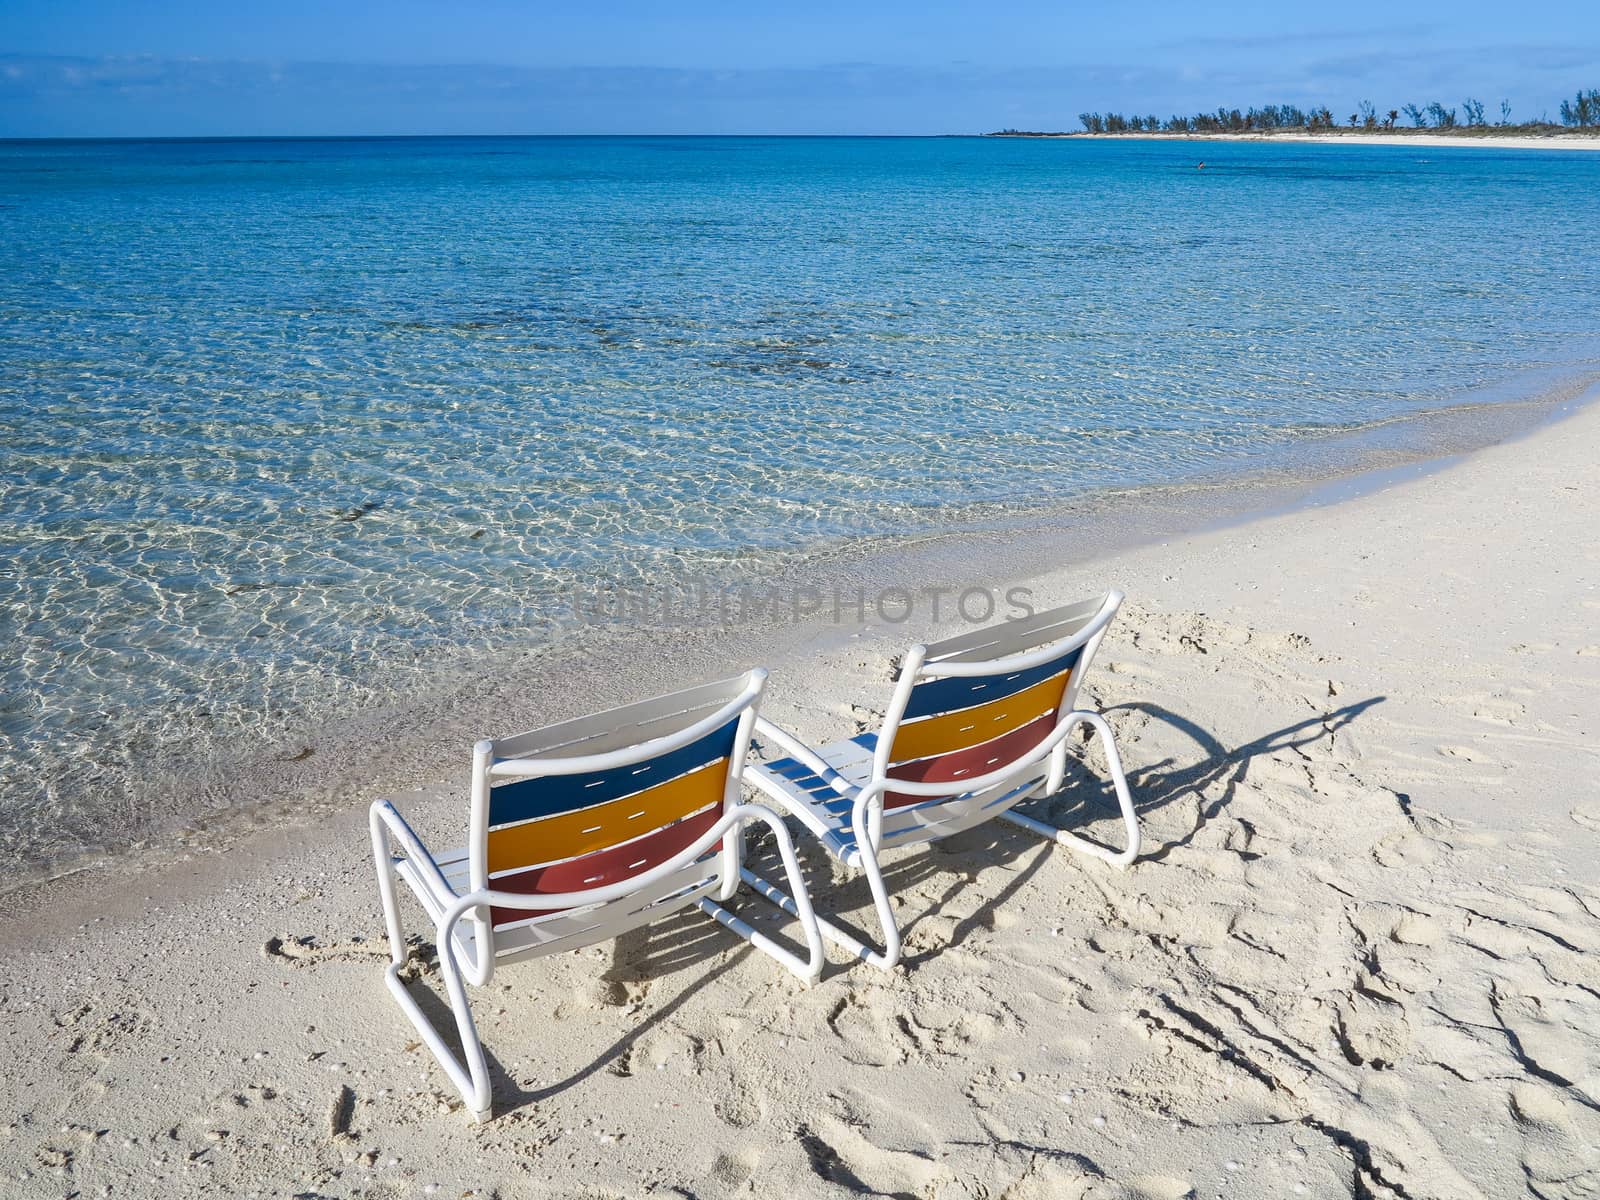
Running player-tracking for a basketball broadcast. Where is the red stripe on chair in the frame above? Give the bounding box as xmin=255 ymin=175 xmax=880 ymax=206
xmin=487 ymin=805 xmax=722 ymax=928
xmin=883 ymin=712 xmax=1058 ymax=809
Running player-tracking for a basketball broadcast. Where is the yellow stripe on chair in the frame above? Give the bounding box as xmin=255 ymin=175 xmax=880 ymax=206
xmin=486 ymin=757 xmax=730 ymax=875
xmin=890 ymin=671 xmax=1070 ymax=765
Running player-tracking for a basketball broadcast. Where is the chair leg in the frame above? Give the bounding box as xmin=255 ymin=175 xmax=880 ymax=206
xmin=368 ymin=842 xmax=489 ymax=1118
xmin=1003 ymin=711 xmax=1140 ymax=868
xmin=370 ymin=810 xmax=409 ymax=969
xmin=369 ymin=810 xmax=495 ymax=1121
xmin=699 ymin=807 xmax=826 ymax=982
xmin=379 ymin=916 xmax=495 ymax=1123
xmin=744 ymin=835 xmax=903 ymax=971
xmin=380 ymin=974 xmax=493 ymax=1123
xmin=714 ymin=825 xmax=743 ymax=903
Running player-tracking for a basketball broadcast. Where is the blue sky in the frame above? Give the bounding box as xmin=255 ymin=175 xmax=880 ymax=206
xmin=2 ymin=1 xmax=1597 ymax=136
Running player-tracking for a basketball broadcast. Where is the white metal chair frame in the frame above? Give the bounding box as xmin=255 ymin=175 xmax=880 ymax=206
xmin=370 ymin=669 xmax=824 ymax=1122
xmin=743 ymin=592 xmax=1139 ymax=971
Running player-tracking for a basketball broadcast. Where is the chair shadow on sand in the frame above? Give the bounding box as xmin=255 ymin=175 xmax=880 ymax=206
xmin=786 ymin=693 xmax=1385 ymax=967
xmin=393 ymin=928 xmax=757 ymax=1112
xmin=1102 ymin=695 xmax=1385 ymax=862
xmin=395 ymin=695 xmax=1383 ymax=1113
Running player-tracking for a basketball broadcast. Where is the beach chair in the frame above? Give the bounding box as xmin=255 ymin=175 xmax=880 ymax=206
xmin=742 ymin=592 xmax=1138 ymax=970
xmin=369 ymin=669 xmax=823 ymax=1121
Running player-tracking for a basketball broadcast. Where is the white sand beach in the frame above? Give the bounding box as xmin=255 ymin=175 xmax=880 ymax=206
xmin=1024 ymin=131 xmax=1600 ymax=151
xmin=1264 ymin=132 xmax=1600 ymax=151
xmin=2 ymin=392 xmax=1598 ymax=1199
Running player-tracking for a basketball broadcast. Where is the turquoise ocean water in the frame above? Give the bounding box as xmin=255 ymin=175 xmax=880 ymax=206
xmin=2 ymin=136 xmax=1599 ymax=872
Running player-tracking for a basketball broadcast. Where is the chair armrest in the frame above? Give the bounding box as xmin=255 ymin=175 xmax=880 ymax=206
xmin=370 ymin=799 xmax=457 ymax=902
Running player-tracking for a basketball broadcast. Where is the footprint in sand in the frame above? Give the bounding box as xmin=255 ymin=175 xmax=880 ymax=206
xmin=1333 ymin=991 xmax=1412 ymax=1070
xmin=631 ymin=1027 xmax=704 ymax=1074
xmin=842 ymin=701 xmax=881 ymax=734
xmin=1452 ymin=692 xmax=1529 ymax=725
xmin=1389 ymin=911 xmax=1444 ymax=947
xmin=1118 ymin=1178 xmax=1200 ymax=1200
xmin=1570 ymin=804 xmax=1600 ymax=833
xmin=263 ymin=934 xmax=389 ymax=967
xmin=713 ymin=1080 xmax=765 ymax=1130
xmin=1509 ymin=1081 xmax=1573 ymax=1131
xmin=1512 ymin=886 xmax=1600 ymax=933
xmin=709 ymin=1149 xmax=759 ymax=1188
xmin=1371 ymin=828 xmax=1441 ymax=869
xmin=1521 ymin=1162 xmax=1600 ymax=1200
xmin=52 ymin=1000 xmax=154 ymax=1060
xmin=1242 ymin=753 xmax=1316 ymax=797
xmin=795 ymin=1116 xmax=952 ymax=1196
xmin=822 ymin=991 xmax=908 ymax=1068
xmin=1435 ymin=744 xmax=1512 ymax=772
xmin=1491 ymin=988 xmax=1596 ymax=1087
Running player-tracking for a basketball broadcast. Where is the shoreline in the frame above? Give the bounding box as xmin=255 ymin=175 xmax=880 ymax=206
xmin=9 ymin=133 xmax=1600 ymax=902
xmin=990 ymin=130 xmax=1600 ymax=150
xmin=7 ymin=363 xmax=1599 ymax=906
xmin=2 ymin=375 xmax=1596 ymax=1196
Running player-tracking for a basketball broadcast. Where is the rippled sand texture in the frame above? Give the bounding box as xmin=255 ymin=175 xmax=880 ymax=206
xmin=4 ymin=136 xmax=1600 ymax=871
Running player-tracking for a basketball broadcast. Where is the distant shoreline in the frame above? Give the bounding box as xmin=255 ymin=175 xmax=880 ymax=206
xmin=987 ymin=130 xmax=1600 ymax=151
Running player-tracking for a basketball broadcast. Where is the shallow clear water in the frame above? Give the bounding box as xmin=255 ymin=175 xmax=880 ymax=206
xmin=2 ymin=135 xmax=1599 ymax=869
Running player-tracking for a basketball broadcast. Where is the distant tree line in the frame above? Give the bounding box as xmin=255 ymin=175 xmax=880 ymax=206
xmin=1560 ymin=88 xmax=1600 ymax=127
xmin=1067 ymin=88 xmax=1600 ymax=135
xmin=1078 ymin=105 xmax=1338 ymax=133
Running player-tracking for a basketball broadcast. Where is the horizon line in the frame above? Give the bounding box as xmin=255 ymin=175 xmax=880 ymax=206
xmin=0 ymin=132 xmax=985 ymax=143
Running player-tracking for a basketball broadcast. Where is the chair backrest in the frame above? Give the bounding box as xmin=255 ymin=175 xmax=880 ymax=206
xmin=873 ymin=592 xmax=1121 ymax=805
xmin=467 ymin=670 xmax=765 ymax=934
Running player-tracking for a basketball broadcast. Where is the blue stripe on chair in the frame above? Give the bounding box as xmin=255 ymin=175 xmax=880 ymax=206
xmin=901 ymin=646 xmax=1081 ymax=722
xmin=761 ymin=733 xmax=876 ymax=806
xmin=761 ymin=760 xmax=850 ymax=807
xmin=488 ymin=719 xmax=738 ymax=830
xmin=757 ymin=731 xmax=1044 ymax=863
xmin=759 ymin=731 xmax=882 ymax=850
